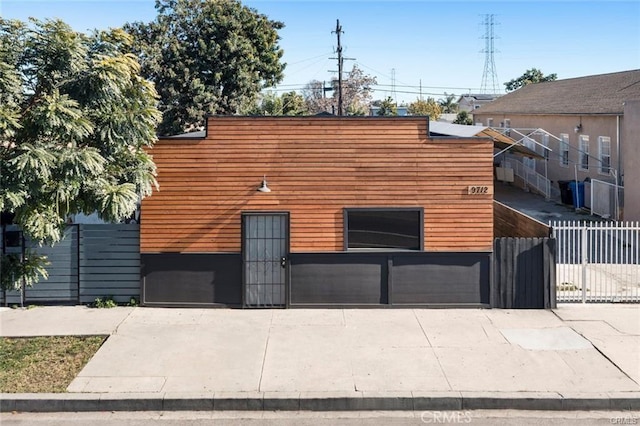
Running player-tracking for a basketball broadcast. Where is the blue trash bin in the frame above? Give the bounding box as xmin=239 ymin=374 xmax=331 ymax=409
xmin=568 ymin=181 xmax=585 ymax=208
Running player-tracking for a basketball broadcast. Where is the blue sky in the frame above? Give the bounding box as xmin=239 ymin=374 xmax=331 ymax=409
xmin=2 ymin=0 xmax=639 ymax=103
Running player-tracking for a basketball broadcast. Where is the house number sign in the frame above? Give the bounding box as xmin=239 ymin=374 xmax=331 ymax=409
xmin=467 ymin=186 xmax=489 ymax=195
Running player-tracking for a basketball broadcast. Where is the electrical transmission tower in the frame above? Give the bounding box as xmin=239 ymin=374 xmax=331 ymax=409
xmin=480 ymin=14 xmax=500 ymax=95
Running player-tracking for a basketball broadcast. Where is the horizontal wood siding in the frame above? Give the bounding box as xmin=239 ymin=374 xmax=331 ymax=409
xmin=79 ymin=224 xmax=140 ymax=303
xmin=141 ymin=117 xmax=494 ymax=253
xmin=1 ymin=225 xmax=140 ymax=306
xmin=2 ymin=226 xmax=79 ymax=305
xmin=494 ymin=201 xmax=551 ymax=238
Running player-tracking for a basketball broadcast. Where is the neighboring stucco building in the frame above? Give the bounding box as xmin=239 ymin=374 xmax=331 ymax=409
xmin=473 ymin=69 xmax=640 ymax=220
xmin=623 ymin=99 xmax=640 ymax=221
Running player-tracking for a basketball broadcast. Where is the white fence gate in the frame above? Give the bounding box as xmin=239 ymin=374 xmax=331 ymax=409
xmin=591 ymin=179 xmax=623 ymax=220
xmin=552 ymin=221 xmax=640 ymax=303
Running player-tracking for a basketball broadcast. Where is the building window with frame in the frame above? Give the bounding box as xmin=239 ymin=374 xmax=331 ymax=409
xmin=504 ymin=119 xmax=511 ymax=136
xmin=560 ymin=133 xmax=569 ymax=167
xmin=487 ymin=118 xmax=493 ymax=127
xmin=579 ymin=135 xmax=589 ymax=171
xmin=344 ymin=208 xmax=423 ymax=251
xmin=598 ymin=136 xmax=611 ymax=175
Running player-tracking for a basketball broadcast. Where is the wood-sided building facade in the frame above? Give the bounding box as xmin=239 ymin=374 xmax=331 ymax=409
xmin=140 ymin=116 xmax=494 ymax=307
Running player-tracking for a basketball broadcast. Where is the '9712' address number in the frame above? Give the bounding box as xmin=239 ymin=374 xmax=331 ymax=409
xmin=467 ymin=186 xmax=489 ymax=195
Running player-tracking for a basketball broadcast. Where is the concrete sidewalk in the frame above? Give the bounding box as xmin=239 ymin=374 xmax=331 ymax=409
xmin=1 ymin=305 xmax=639 ymax=412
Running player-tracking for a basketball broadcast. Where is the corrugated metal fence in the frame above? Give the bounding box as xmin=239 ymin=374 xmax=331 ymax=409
xmin=1 ymin=224 xmax=140 ymax=306
xmin=552 ymin=221 xmax=640 ymax=303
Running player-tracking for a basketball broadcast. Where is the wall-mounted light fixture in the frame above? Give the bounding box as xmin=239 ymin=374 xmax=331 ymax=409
xmin=574 ymin=123 xmax=582 ymax=133
xmin=257 ymin=175 xmax=271 ymax=193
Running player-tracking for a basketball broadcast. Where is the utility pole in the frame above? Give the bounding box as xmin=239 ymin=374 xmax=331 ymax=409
xmin=332 ymin=19 xmax=344 ymax=116
xmin=329 ymin=20 xmax=354 ymax=116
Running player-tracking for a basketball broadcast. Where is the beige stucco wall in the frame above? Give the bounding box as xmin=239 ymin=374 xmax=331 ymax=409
xmin=623 ymin=101 xmax=640 ymax=221
xmin=474 ymin=112 xmax=622 ymax=190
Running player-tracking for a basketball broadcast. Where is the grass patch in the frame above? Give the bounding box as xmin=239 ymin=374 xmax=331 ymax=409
xmin=0 ymin=335 xmax=106 ymax=393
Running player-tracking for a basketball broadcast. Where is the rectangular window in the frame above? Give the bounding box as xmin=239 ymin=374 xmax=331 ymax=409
xmin=504 ymin=119 xmax=511 ymax=136
xmin=559 ymin=133 xmax=569 ymax=167
xmin=344 ymin=208 xmax=423 ymax=251
xmin=579 ymin=135 xmax=589 ymax=171
xmin=598 ymin=136 xmax=611 ymax=175
xmin=487 ymin=118 xmax=494 ymax=127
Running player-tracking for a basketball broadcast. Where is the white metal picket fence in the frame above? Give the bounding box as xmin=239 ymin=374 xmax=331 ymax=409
xmin=552 ymin=221 xmax=640 ymax=303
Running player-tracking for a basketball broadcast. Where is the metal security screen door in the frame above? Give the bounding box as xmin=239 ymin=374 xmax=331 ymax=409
xmin=242 ymin=213 xmax=289 ymax=307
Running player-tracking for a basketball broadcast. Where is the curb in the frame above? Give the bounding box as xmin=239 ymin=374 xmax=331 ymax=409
xmin=2 ymin=391 xmax=640 ymax=412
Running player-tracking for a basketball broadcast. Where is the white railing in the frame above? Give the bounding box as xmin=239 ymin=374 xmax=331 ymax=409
xmin=503 ymin=158 xmax=551 ymax=199
xmin=591 ymin=179 xmax=623 ymax=220
xmin=552 ymin=220 xmax=640 ymax=303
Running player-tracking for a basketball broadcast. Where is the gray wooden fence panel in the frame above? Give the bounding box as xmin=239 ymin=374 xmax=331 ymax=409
xmin=492 ymin=237 xmax=556 ymax=309
xmin=79 ymin=224 xmax=140 ymax=304
xmin=1 ymin=226 xmax=79 ymax=305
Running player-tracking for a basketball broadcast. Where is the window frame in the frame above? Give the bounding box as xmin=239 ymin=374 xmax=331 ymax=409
xmin=598 ymin=136 xmax=611 ymax=175
xmin=559 ymin=133 xmax=569 ymax=167
xmin=579 ymin=135 xmax=589 ymax=171
xmin=343 ymin=207 xmax=424 ymax=251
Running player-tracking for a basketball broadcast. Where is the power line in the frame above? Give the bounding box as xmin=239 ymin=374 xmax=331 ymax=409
xmin=391 ymin=68 xmax=397 ymax=104
xmin=265 ymin=84 xmax=477 ymax=100
xmin=286 ymin=52 xmax=334 ymax=66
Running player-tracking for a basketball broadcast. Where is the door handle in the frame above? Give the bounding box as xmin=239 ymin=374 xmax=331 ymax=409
xmin=280 ymin=257 xmax=287 ymax=268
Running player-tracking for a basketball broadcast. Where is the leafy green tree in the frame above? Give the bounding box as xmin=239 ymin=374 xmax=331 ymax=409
xmin=407 ymin=98 xmax=441 ymax=121
xmin=281 ymin=91 xmax=308 ymax=115
xmin=376 ymin=96 xmax=398 ymax=116
xmin=245 ymin=91 xmax=282 ymax=115
xmin=453 ymin=111 xmax=473 ymax=125
xmin=247 ymin=91 xmax=307 ymax=116
xmin=438 ymin=93 xmax=458 ymax=113
xmin=0 ymin=18 xmax=160 ymax=291
xmin=125 ymin=0 xmax=285 ymax=135
xmin=504 ymin=68 xmax=557 ymax=92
